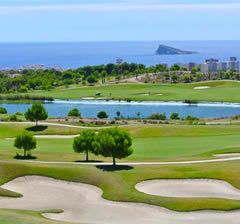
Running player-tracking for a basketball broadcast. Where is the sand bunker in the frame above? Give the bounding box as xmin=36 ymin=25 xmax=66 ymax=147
xmin=82 ymin=97 xmax=95 ymax=100
xmin=194 ymin=86 xmax=210 ymax=90
xmin=136 ymin=179 xmax=240 ymax=200
xmin=0 ymin=176 xmax=240 ymax=224
xmin=34 ymin=135 xmax=79 ymax=139
xmin=215 ymin=153 xmax=240 ymax=157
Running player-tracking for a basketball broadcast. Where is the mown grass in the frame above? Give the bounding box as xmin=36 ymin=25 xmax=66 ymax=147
xmin=0 ymin=123 xmax=81 ymax=139
xmin=21 ymin=80 xmax=240 ymax=102
xmin=1 ymin=123 xmax=240 ymax=162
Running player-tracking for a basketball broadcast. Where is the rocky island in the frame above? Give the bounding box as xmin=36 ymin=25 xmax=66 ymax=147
xmin=156 ymin=44 xmax=196 ymax=55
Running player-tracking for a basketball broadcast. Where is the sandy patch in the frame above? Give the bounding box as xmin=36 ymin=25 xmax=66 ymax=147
xmin=6 ymin=135 xmax=79 ymax=140
xmin=0 ymin=176 xmax=240 ymax=224
xmin=194 ymin=86 xmax=210 ymax=90
xmin=34 ymin=135 xmax=79 ymax=139
xmin=136 ymin=179 xmax=240 ymax=200
xmin=82 ymin=97 xmax=95 ymax=100
xmin=214 ymin=153 xmax=240 ymax=157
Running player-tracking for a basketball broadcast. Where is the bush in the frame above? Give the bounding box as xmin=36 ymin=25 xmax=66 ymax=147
xmin=9 ymin=114 xmax=18 ymax=121
xmin=97 ymin=111 xmax=108 ymax=119
xmin=170 ymin=112 xmax=180 ymax=120
xmin=184 ymin=99 xmax=198 ymax=105
xmin=68 ymin=108 xmax=81 ymax=117
xmin=148 ymin=113 xmax=166 ymax=120
xmin=15 ymin=112 xmax=23 ymax=116
xmin=185 ymin=115 xmax=199 ymax=121
xmin=0 ymin=107 xmax=7 ymax=114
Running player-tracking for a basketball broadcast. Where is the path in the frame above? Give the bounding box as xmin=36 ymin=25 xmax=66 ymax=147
xmin=18 ymin=155 xmax=240 ymax=166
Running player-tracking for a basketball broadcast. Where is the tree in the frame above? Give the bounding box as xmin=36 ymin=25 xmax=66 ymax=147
xmin=73 ymin=130 xmax=97 ymax=161
xmin=93 ymin=128 xmax=133 ymax=166
xmin=97 ymin=111 xmax=108 ymax=119
xmin=24 ymin=103 xmax=48 ymax=126
xmin=68 ymin=108 xmax=81 ymax=117
xmin=101 ymin=71 xmax=107 ymax=84
xmin=170 ymin=112 xmax=180 ymax=120
xmin=14 ymin=131 xmax=37 ymax=158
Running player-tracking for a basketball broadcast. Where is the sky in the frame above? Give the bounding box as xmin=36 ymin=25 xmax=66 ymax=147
xmin=1 ymin=0 xmax=240 ymax=42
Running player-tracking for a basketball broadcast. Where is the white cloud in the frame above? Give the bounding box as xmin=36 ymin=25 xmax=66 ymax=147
xmin=0 ymin=2 xmax=240 ymax=13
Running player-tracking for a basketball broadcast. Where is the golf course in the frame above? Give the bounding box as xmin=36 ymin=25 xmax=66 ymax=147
xmin=26 ymin=80 xmax=240 ymax=102
xmin=1 ymin=80 xmax=240 ymax=223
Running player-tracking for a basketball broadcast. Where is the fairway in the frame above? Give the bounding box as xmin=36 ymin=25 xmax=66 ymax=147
xmin=1 ymin=123 xmax=240 ymax=162
xmin=24 ymin=81 xmax=240 ymax=102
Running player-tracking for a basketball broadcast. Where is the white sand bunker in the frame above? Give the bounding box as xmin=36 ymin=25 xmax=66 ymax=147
xmin=34 ymin=135 xmax=79 ymax=139
xmin=194 ymin=86 xmax=210 ymax=90
xmin=1 ymin=176 xmax=240 ymax=224
xmin=215 ymin=153 xmax=240 ymax=158
xmin=136 ymin=179 xmax=240 ymax=200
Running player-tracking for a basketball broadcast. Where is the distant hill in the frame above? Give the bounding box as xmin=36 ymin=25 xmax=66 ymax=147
xmin=156 ymin=45 xmax=196 ymax=55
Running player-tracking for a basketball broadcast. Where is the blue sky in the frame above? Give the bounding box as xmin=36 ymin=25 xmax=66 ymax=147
xmin=1 ymin=0 xmax=240 ymax=42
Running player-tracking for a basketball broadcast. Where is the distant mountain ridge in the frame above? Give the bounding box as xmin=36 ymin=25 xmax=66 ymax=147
xmin=156 ymin=45 xmax=197 ymax=55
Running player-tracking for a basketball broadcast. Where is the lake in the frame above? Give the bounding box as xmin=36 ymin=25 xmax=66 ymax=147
xmin=1 ymin=100 xmax=240 ymax=119
xmin=1 ymin=41 xmax=240 ymax=69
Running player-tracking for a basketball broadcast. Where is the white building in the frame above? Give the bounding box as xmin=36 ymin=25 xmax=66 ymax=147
xmin=200 ymin=63 xmax=209 ymax=74
xmin=201 ymin=59 xmax=219 ymax=74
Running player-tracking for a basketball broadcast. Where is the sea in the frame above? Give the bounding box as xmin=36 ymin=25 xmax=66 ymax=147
xmin=0 ymin=40 xmax=240 ymax=69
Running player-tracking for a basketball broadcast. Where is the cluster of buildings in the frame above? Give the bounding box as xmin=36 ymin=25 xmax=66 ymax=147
xmin=200 ymin=57 xmax=240 ymax=74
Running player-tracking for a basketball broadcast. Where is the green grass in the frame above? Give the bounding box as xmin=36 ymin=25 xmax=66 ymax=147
xmin=1 ymin=123 xmax=240 ymax=162
xmin=21 ymin=80 xmax=240 ymax=102
xmin=0 ymin=123 xmax=81 ymax=139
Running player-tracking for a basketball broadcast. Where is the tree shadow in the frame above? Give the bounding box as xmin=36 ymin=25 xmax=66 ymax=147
xmin=96 ymin=165 xmax=134 ymax=172
xmin=75 ymin=160 xmax=103 ymax=163
xmin=14 ymin=154 xmax=37 ymax=160
xmin=26 ymin=125 xmax=48 ymax=132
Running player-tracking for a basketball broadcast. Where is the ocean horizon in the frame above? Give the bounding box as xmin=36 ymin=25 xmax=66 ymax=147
xmin=1 ymin=40 xmax=240 ymax=69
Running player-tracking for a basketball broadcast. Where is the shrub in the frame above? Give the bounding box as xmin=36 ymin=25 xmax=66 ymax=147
xmin=0 ymin=107 xmax=7 ymax=114
xmin=97 ymin=111 xmax=108 ymax=119
xmin=148 ymin=113 xmax=166 ymax=120
xmin=68 ymin=108 xmax=81 ymax=117
xmin=184 ymin=99 xmax=198 ymax=105
xmin=9 ymin=114 xmax=18 ymax=121
xmin=15 ymin=112 xmax=23 ymax=116
xmin=170 ymin=112 xmax=180 ymax=120
xmin=185 ymin=115 xmax=199 ymax=121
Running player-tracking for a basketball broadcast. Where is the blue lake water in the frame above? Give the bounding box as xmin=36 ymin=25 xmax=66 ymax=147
xmin=1 ymin=41 xmax=240 ymax=69
xmin=2 ymin=100 xmax=240 ymax=119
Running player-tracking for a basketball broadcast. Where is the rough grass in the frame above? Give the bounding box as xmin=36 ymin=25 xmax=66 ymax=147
xmin=21 ymin=80 xmax=240 ymax=102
